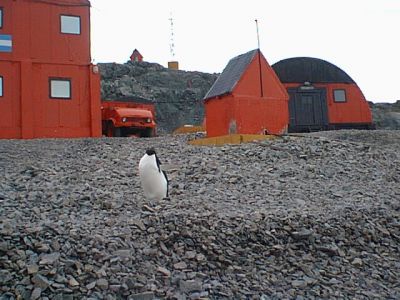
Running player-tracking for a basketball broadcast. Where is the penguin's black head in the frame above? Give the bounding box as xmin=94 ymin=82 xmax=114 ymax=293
xmin=146 ymin=148 xmax=156 ymax=156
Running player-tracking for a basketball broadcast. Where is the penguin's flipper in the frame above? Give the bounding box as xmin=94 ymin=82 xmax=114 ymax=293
xmin=162 ymin=170 xmax=169 ymax=197
xmin=156 ymin=155 xmax=162 ymax=173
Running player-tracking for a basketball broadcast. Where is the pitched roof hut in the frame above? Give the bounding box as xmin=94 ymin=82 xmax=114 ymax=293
xmin=204 ymin=49 xmax=289 ymax=137
xmin=130 ymin=49 xmax=143 ymax=62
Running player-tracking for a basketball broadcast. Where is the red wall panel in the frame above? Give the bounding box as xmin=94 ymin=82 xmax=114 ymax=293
xmin=205 ymin=96 xmax=235 ymax=137
xmin=0 ymin=61 xmax=21 ymax=138
xmin=30 ymin=64 xmax=97 ymax=138
xmin=4 ymin=0 xmax=90 ymax=64
xmin=235 ymin=53 xmax=288 ymax=100
xmin=284 ymin=82 xmax=372 ymax=125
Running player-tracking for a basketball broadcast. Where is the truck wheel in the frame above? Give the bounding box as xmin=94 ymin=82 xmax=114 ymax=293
xmin=106 ymin=122 xmax=121 ymax=137
xmin=142 ymin=128 xmax=155 ymax=137
xmin=106 ymin=122 xmax=114 ymax=137
xmin=113 ymin=127 xmax=122 ymax=137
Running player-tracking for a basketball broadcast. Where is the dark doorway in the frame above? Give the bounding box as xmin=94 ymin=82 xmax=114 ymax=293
xmin=287 ymin=88 xmax=329 ymax=132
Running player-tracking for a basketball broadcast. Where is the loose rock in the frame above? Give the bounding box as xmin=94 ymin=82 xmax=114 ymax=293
xmin=0 ymin=130 xmax=399 ymax=299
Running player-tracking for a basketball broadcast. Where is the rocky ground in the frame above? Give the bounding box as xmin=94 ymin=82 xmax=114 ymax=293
xmin=0 ymin=130 xmax=399 ymax=299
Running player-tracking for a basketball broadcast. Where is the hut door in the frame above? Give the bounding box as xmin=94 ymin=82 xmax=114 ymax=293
xmin=288 ymin=88 xmax=328 ymax=132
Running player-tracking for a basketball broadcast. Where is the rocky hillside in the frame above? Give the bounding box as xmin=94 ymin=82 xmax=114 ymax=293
xmin=0 ymin=130 xmax=399 ymax=299
xmin=99 ymin=62 xmax=400 ymax=132
xmin=370 ymin=100 xmax=400 ymax=130
xmin=99 ymin=62 xmax=218 ymax=133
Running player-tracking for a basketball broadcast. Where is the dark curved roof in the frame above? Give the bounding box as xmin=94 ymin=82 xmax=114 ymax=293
xmin=272 ymin=57 xmax=355 ymax=84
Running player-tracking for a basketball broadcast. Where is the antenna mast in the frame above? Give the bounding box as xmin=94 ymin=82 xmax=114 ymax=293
xmin=169 ymin=12 xmax=176 ymax=59
xmin=255 ymin=19 xmax=263 ymax=97
xmin=255 ymin=19 xmax=261 ymax=49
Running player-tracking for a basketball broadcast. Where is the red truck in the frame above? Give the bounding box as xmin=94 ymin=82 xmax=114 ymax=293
xmin=101 ymin=98 xmax=156 ymax=137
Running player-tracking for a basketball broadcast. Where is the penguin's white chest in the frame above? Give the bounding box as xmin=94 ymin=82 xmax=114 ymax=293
xmin=139 ymin=155 xmax=168 ymax=201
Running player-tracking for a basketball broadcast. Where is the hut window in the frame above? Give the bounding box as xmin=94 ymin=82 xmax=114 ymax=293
xmin=0 ymin=76 xmax=3 ymax=97
xmin=60 ymin=15 xmax=81 ymax=35
xmin=49 ymin=78 xmax=71 ymax=99
xmin=0 ymin=8 xmax=3 ymax=28
xmin=333 ymin=89 xmax=347 ymax=102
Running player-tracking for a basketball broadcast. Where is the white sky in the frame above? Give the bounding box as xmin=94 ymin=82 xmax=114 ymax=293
xmin=90 ymin=0 xmax=400 ymax=103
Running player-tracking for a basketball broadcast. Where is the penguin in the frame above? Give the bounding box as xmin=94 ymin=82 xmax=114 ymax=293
xmin=138 ymin=148 xmax=169 ymax=201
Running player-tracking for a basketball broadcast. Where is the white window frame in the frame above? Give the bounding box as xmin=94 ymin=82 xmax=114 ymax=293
xmin=50 ymin=78 xmax=71 ymax=99
xmin=60 ymin=15 xmax=81 ymax=35
xmin=333 ymin=89 xmax=347 ymax=103
xmin=0 ymin=76 xmax=3 ymax=97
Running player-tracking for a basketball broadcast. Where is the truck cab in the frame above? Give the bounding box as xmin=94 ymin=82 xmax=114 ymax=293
xmin=101 ymin=99 xmax=156 ymax=137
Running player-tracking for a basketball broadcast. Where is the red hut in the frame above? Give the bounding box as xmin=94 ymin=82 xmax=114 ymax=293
xmin=130 ymin=49 xmax=143 ymax=62
xmin=204 ymin=49 xmax=289 ymax=137
xmin=0 ymin=0 xmax=101 ymax=139
xmin=272 ymin=57 xmax=373 ymax=132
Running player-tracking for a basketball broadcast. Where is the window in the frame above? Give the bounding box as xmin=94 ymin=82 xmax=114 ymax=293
xmin=333 ymin=89 xmax=347 ymax=102
xmin=0 ymin=76 xmax=3 ymax=97
xmin=0 ymin=8 xmax=3 ymax=28
xmin=50 ymin=78 xmax=71 ymax=99
xmin=60 ymin=15 xmax=81 ymax=35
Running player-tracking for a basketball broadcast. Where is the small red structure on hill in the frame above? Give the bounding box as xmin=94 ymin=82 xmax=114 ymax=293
xmin=204 ymin=49 xmax=289 ymax=137
xmin=130 ymin=49 xmax=143 ymax=62
xmin=0 ymin=0 xmax=101 ymax=139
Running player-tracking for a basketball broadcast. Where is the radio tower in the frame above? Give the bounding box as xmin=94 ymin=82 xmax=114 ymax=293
xmin=168 ymin=12 xmax=179 ymax=69
xmin=169 ymin=12 xmax=176 ymax=59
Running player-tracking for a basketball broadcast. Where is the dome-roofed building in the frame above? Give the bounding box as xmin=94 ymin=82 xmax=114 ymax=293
xmin=272 ymin=57 xmax=373 ymax=132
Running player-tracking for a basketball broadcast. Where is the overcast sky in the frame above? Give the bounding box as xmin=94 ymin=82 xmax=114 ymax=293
xmin=90 ymin=0 xmax=399 ymax=103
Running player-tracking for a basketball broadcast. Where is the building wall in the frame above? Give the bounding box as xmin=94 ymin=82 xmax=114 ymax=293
xmin=283 ymin=82 xmax=372 ymax=125
xmin=205 ymin=51 xmax=289 ymax=137
xmin=0 ymin=0 xmax=100 ymax=139
xmin=205 ymin=96 xmax=235 ymax=137
xmin=205 ymin=94 xmax=289 ymax=137
xmin=234 ymin=96 xmax=288 ymax=135
xmin=1 ymin=0 xmax=90 ymax=64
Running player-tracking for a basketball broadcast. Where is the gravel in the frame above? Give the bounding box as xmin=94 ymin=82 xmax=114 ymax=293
xmin=0 ymin=130 xmax=399 ymax=299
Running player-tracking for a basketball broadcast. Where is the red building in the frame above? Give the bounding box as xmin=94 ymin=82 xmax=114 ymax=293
xmin=130 ymin=49 xmax=143 ymax=62
xmin=272 ymin=57 xmax=373 ymax=132
xmin=0 ymin=0 xmax=101 ymax=139
xmin=204 ymin=49 xmax=289 ymax=137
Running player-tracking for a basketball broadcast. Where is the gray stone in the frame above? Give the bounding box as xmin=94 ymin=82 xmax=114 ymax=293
xmin=27 ymin=264 xmax=39 ymax=275
xmin=39 ymin=253 xmax=60 ymax=265
xmin=291 ymin=229 xmax=313 ymax=241
xmin=30 ymin=287 xmax=42 ymax=300
xmin=0 ymin=270 xmax=13 ymax=285
xmin=129 ymin=292 xmax=155 ymax=300
xmin=157 ymin=266 xmax=171 ymax=277
xmin=174 ymin=262 xmax=187 ymax=270
xmin=96 ymin=278 xmax=109 ymax=290
xmin=179 ymin=280 xmax=202 ymax=293
xmin=31 ymin=274 xmax=51 ymax=290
